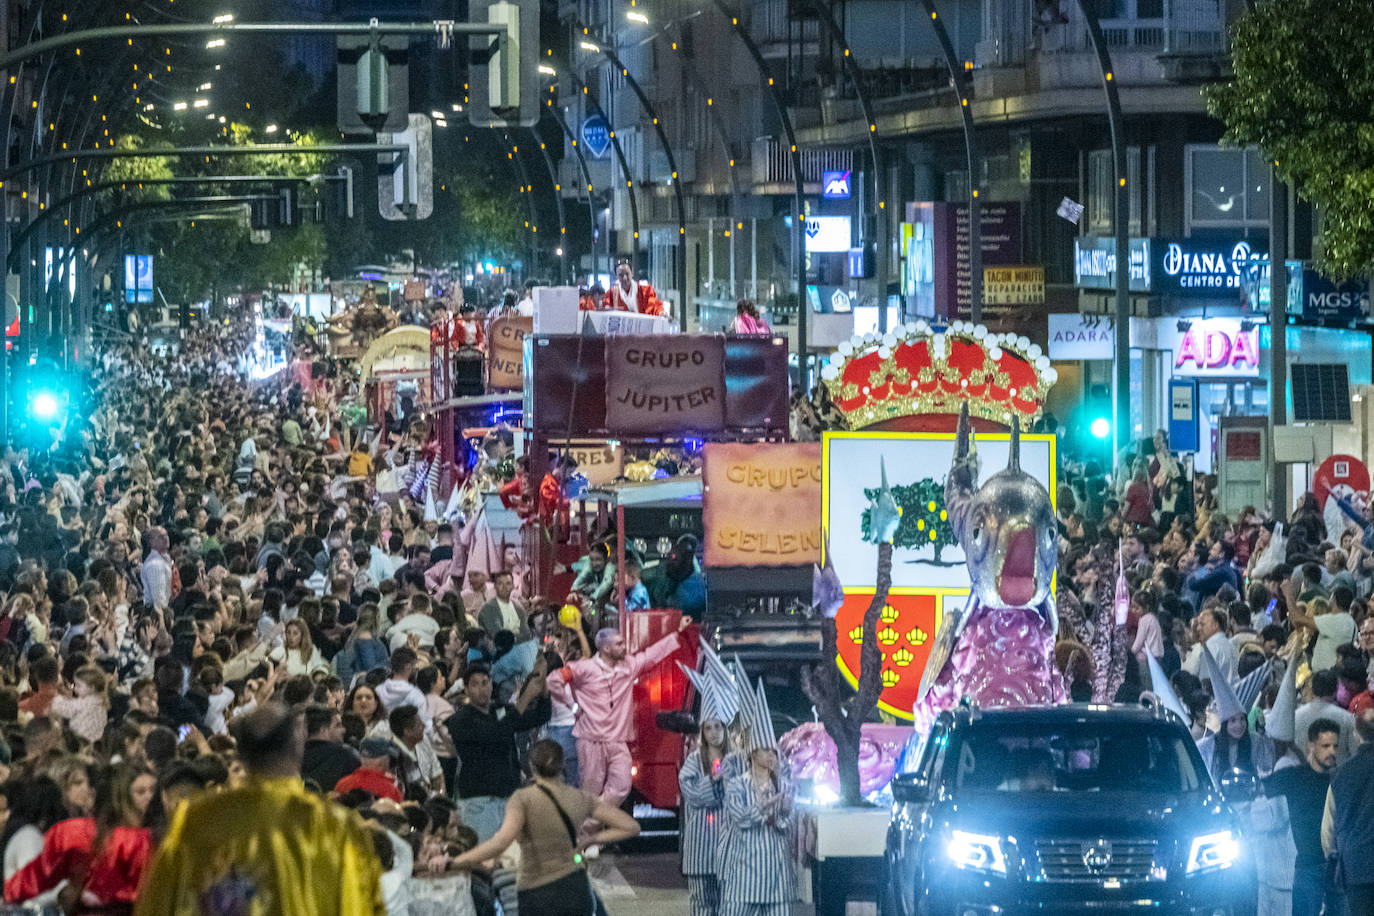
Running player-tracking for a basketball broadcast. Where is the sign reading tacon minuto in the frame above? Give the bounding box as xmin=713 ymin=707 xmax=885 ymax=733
xmin=703 ymin=443 xmax=822 ymax=568
xmin=604 ymin=336 xmax=726 ymax=434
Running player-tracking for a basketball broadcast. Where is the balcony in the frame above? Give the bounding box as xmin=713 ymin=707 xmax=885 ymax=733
xmin=750 ymin=137 xmax=852 ymax=194
xmin=977 ymin=0 xmax=1227 ymax=88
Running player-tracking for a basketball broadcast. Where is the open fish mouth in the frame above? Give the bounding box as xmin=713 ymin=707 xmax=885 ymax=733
xmin=997 ymin=527 xmax=1037 ymax=607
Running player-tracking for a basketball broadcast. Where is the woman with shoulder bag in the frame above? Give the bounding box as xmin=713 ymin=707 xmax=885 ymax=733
xmin=452 ymin=739 xmax=640 ymax=915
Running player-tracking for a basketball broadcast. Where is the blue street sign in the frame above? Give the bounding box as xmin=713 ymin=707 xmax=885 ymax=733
xmin=1168 ymin=377 xmax=1199 ymax=453
xmin=581 ymin=114 xmax=611 ymax=160
xmin=822 ymin=169 xmax=851 ymax=199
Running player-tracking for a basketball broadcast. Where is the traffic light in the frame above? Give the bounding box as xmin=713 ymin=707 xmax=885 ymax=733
xmin=336 ymin=36 xmax=410 ymax=135
xmin=468 ymin=0 xmax=540 ymax=128
xmin=21 ymin=359 xmax=70 ymax=430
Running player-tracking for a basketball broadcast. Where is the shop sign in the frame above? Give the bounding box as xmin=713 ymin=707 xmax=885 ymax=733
xmin=1168 ymin=378 xmax=1199 ymax=453
xmin=703 ymin=442 xmax=822 ymax=568
xmin=1152 ymin=237 xmax=1266 ymax=298
xmin=1164 ymin=318 xmax=1261 ymax=377
xmin=906 ymin=201 xmax=1023 ymax=319
xmin=1290 ymin=266 xmax=1371 ymax=322
xmin=1073 ymin=237 xmax=1151 ymax=292
xmin=821 ymin=170 xmax=852 ymax=200
xmin=984 ymin=266 xmax=1045 ymax=306
xmin=804 ymin=215 xmax=852 ymax=253
xmin=1047 ymin=313 xmax=1114 ymax=360
xmin=604 ymin=336 xmax=726 ymax=434
xmin=581 ymin=114 xmax=611 ymax=159
xmin=548 ymin=441 xmax=624 ymax=487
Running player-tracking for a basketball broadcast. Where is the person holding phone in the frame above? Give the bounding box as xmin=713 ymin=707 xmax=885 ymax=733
xmin=679 ymin=717 xmax=733 ymax=916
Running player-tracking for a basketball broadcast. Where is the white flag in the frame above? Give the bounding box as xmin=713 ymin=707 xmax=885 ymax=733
xmin=1057 ymin=196 xmax=1085 ymax=225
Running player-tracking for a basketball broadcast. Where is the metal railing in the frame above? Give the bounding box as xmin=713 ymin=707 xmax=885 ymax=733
xmin=982 ymin=0 xmax=1224 ymax=62
xmin=750 ymin=137 xmax=852 ymax=185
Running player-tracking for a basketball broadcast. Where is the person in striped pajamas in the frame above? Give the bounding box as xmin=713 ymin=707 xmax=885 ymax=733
xmin=718 ymin=746 xmax=796 ymax=916
xmin=679 ymin=717 xmax=733 ymax=915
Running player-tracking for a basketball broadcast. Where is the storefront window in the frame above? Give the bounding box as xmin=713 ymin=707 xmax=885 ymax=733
xmin=1186 ymin=145 xmax=1269 ymax=232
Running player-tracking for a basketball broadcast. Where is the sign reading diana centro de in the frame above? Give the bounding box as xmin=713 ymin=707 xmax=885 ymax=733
xmin=1154 ymin=238 xmax=1267 ymax=297
xmin=1074 ymin=236 xmax=1273 ymax=300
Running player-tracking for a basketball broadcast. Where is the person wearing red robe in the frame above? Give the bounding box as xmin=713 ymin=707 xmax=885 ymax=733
xmin=603 ymin=262 xmax=665 ymax=316
xmin=5 ymin=818 xmax=153 ymax=915
xmin=452 ymin=306 xmax=485 ymax=351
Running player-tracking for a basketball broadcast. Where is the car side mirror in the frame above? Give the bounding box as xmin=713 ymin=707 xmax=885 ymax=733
xmin=1219 ymin=769 xmax=1258 ymax=804
xmin=891 ymin=772 xmax=931 ymax=804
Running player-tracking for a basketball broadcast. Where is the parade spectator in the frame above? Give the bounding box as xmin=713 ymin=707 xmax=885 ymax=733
xmin=451 ymin=739 xmax=641 ymax=914
xmin=1295 ymin=670 xmax=1359 ymax=764
xmin=1266 ymin=720 xmax=1342 ymax=916
xmin=1323 ymin=711 xmax=1374 ymax=916
xmin=136 ymin=704 xmax=385 ymax=915
xmin=446 ymin=661 xmax=552 ymax=842
xmin=302 ymin=704 xmax=361 ymax=793
xmin=478 ymin=571 xmax=529 ymax=640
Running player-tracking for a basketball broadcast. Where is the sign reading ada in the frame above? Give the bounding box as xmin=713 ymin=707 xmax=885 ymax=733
xmin=604 ymin=335 xmax=726 ymax=434
xmin=703 ymin=443 xmax=821 ymax=568
xmin=486 ymin=314 xmax=532 ymax=390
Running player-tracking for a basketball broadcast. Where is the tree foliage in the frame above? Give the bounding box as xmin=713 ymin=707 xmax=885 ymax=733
xmin=1204 ymin=0 xmax=1374 ymax=279
xmin=98 ymin=136 xmax=175 ymax=205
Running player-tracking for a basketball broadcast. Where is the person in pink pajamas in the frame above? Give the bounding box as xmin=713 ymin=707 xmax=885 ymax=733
xmin=548 ymin=615 xmax=693 ymax=852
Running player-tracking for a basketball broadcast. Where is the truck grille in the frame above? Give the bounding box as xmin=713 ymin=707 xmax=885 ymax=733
xmin=1033 ymin=839 xmax=1159 ymax=883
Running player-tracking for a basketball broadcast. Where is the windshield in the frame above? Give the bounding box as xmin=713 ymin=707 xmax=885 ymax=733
xmin=947 ymin=722 xmax=1205 ymax=794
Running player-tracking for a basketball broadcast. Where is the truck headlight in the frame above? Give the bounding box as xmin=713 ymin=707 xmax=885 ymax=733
xmin=1187 ymin=830 xmax=1241 ymax=874
xmin=946 ymin=830 xmax=1007 ymax=874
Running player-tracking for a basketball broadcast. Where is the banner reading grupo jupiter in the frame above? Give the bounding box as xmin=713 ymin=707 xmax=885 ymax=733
xmin=604 ymin=335 xmax=726 ymax=434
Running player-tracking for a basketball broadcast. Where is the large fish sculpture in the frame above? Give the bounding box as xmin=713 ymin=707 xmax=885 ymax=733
xmin=913 ymin=403 xmax=1064 ymax=730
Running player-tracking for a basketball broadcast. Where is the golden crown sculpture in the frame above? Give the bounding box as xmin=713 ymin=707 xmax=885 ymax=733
xmin=819 ymin=319 xmax=1058 ymax=429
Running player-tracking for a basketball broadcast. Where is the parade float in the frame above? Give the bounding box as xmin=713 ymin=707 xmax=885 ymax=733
xmin=707 ymin=319 xmax=1062 ymax=913
xmin=325 ymin=285 xmax=400 ymax=360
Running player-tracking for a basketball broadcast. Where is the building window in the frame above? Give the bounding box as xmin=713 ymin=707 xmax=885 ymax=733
xmin=1086 ymin=147 xmax=1142 ymax=235
xmin=1185 ymin=145 xmax=1269 ymax=232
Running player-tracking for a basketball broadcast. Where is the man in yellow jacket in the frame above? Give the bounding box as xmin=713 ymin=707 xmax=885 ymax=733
xmin=135 ymin=704 xmax=384 ymax=916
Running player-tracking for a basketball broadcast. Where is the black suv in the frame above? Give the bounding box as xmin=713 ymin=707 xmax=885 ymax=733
xmin=883 ymin=704 xmax=1252 ymax=916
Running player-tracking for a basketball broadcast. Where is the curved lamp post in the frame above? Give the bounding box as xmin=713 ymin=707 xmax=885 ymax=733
xmin=575 ymin=19 xmax=687 ymax=315
xmin=544 ymin=100 xmax=605 ymax=280
xmin=802 ymin=0 xmax=890 ymax=330
xmin=551 ymin=51 xmax=642 ymax=271
xmin=524 ymin=125 xmax=570 ymax=281
xmin=1074 ymin=0 xmax=1131 ymax=455
xmin=919 ymin=0 xmax=983 ymax=323
xmin=712 ymin=0 xmax=809 ymax=388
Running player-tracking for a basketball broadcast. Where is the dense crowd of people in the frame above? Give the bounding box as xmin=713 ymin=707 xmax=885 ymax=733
xmin=1051 ymin=432 xmax=1374 ymax=916
xmin=0 ymin=300 xmax=1370 ymax=916
xmin=0 ymin=314 xmax=704 ymax=916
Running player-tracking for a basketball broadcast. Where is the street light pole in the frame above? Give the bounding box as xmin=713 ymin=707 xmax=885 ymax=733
xmin=1076 ymin=0 xmax=1132 ymax=460
xmin=714 ymin=0 xmax=809 ymax=391
xmin=577 ymin=26 xmax=688 ymax=322
xmin=919 ymin=0 xmax=982 ymax=323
